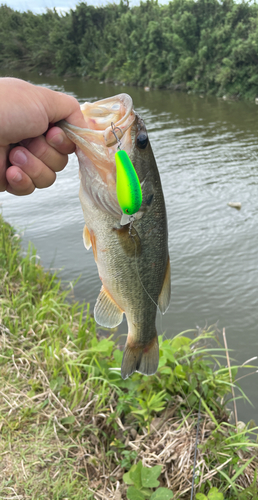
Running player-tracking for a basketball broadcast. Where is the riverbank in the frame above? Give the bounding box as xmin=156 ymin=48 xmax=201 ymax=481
xmin=0 ymin=66 xmax=245 ymax=103
xmin=1 ymin=213 xmax=258 ymax=499
xmin=2 ymin=0 xmax=258 ymax=101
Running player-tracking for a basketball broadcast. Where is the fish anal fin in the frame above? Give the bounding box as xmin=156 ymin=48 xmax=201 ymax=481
xmin=158 ymin=256 xmax=171 ymax=314
xmin=112 ymin=223 xmax=141 ymax=257
xmin=83 ymin=225 xmax=91 ymax=250
xmin=94 ymin=285 xmax=124 ymax=328
xmin=121 ymin=334 xmax=159 ymax=380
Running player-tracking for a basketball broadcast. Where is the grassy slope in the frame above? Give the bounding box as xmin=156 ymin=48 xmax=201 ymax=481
xmin=1 ymin=213 xmax=258 ymax=500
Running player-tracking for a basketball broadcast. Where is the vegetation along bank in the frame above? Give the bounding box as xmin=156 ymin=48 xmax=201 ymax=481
xmin=1 ymin=215 xmax=258 ymax=499
xmin=2 ymin=0 xmax=258 ymax=99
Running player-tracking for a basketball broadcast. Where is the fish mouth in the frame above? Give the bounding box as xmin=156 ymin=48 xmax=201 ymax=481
xmin=58 ymin=94 xmax=136 ymax=219
xmin=59 ymin=93 xmax=135 ymax=163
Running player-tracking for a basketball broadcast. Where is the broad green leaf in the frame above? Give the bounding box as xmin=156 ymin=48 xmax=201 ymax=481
xmin=174 ymin=364 xmax=186 ymax=379
xmin=141 ymin=465 xmax=162 ymax=488
xmin=158 ymin=356 xmax=167 ymax=368
xmin=171 ymin=336 xmax=191 ymax=351
xmin=150 ymin=487 xmax=174 ymax=500
xmin=90 ymin=338 xmax=113 ymax=353
xmin=130 ymin=408 xmax=147 ymax=416
xmin=130 ymin=461 xmax=143 ymax=489
xmin=123 ymin=472 xmax=134 ymax=485
xmin=50 ymin=376 xmax=64 ymax=390
xmin=91 ymin=337 xmax=98 ymax=347
xmin=196 ymin=494 xmax=207 ymax=500
xmin=127 ymin=486 xmax=145 ymax=500
xmin=114 ymin=349 xmax=123 ymax=364
xmin=207 ymin=488 xmax=224 ymax=500
xmin=141 ymin=488 xmax=152 ymax=498
xmin=159 ymin=340 xmax=176 ymax=362
xmin=159 ymin=366 xmax=173 ymax=375
xmin=230 ymin=366 xmax=238 ymax=379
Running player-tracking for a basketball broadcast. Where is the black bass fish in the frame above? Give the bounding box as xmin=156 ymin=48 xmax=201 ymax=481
xmin=59 ymin=94 xmax=170 ymax=379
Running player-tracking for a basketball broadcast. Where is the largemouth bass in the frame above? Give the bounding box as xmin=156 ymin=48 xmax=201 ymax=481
xmin=59 ymin=94 xmax=170 ymax=379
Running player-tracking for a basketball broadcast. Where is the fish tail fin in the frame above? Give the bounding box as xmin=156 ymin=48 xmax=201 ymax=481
xmin=121 ymin=334 xmax=159 ymax=380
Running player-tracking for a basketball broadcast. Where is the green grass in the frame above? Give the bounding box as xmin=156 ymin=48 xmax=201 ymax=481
xmin=0 ymin=214 xmax=258 ymax=499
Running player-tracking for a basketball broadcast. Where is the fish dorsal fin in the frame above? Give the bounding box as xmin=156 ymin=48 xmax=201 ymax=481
xmin=158 ymin=256 xmax=171 ymax=314
xmin=83 ymin=225 xmax=92 ymax=250
xmin=94 ymin=286 xmax=124 ymax=328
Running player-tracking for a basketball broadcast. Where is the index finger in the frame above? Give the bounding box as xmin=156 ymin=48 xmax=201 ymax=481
xmin=45 ymin=126 xmax=76 ymax=155
xmin=41 ymin=88 xmax=86 ymax=128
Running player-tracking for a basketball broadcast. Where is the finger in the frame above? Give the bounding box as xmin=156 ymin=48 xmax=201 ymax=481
xmin=6 ymin=166 xmax=36 ymax=196
xmin=9 ymin=147 xmax=56 ymax=188
xmin=45 ymin=126 xmax=76 ymax=155
xmin=15 ymin=135 xmax=68 ymax=173
xmin=42 ymin=89 xmax=86 ymax=128
xmin=0 ymin=146 xmax=9 ymax=192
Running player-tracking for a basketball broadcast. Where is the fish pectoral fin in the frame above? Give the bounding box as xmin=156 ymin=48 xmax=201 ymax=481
xmin=94 ymin=286 xmax=124 ymax=328
xmin=112 ymin=223 xmax=141 ymax=257
xmin=121 ymin=334 xmax=159 ymax=380
xmin=158 ymin=256 xmax=171 ymax=314
xmin=83 ymin=225 xmax=91 ymax=250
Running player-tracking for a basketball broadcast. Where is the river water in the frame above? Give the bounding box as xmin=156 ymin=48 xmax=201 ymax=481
xmin=1 ymin=72 xmax=258 ymax=423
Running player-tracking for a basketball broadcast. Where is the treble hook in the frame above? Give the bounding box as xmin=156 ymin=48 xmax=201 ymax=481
xmin=111 ymin=122 xmax=123 ymax=150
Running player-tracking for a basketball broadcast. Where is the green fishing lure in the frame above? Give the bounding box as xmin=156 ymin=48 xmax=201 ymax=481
xmin=115 ymin=149 xmax=142 ymax=215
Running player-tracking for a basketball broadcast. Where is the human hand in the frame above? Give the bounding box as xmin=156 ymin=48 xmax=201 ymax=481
xmin=0 ymin=78 xmax=85 ymax=195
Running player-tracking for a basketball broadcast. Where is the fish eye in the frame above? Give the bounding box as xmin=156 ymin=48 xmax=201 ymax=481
xmin=136 ymin=131 xmax=148 ymax=149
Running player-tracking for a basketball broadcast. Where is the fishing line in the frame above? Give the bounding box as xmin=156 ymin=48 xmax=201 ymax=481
xmin=130 ymin=226 xmax=165 ymax=337
xmin=190 ymin=396 xmax=202 ymax=500
xmin=129 ymin=222 xmax=159 ymax=310
xmin=129 ymin=218 xmax=165 ymax=336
